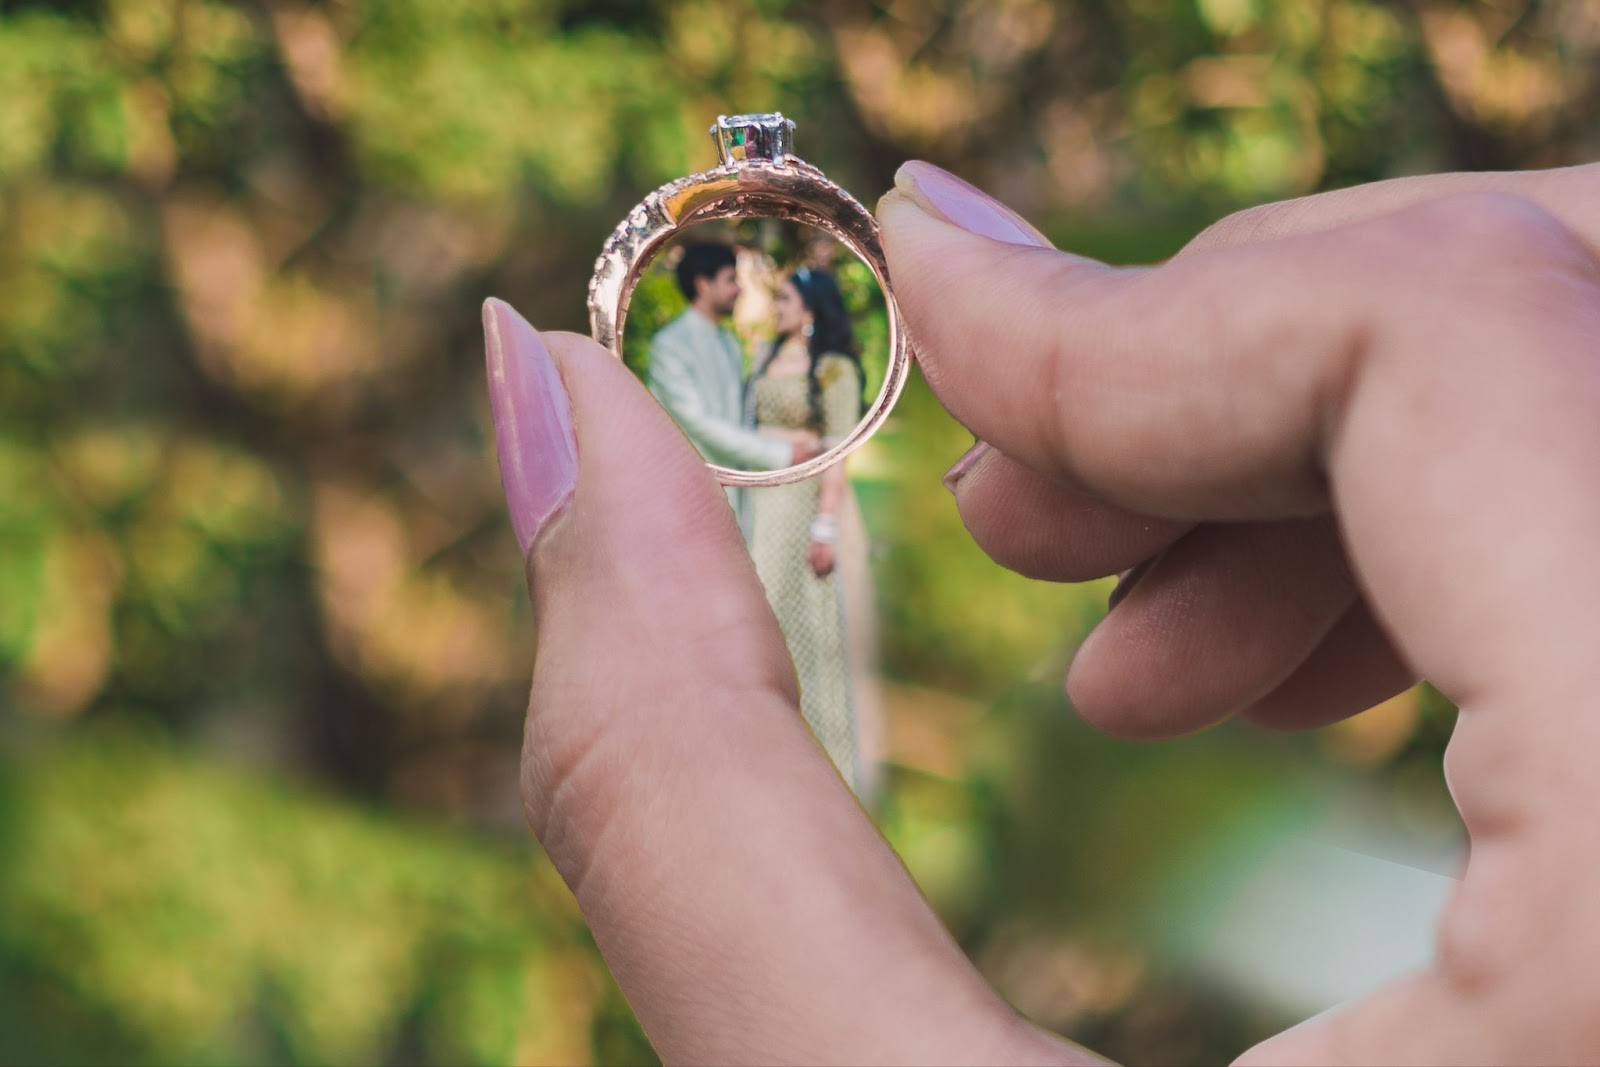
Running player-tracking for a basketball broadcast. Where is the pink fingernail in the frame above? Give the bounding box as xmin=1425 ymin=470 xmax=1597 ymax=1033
xmin=483 ymin=297 xmax=577 ymax=556
xmin=942 ymin=441 xmax=990 ymax=491
xmin=894 ymin=160 xmax=1052 ymax=249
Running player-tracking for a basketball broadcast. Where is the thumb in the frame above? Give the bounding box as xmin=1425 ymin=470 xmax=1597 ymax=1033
xmin=482 ymin=299 xmax=1078 ymax=1065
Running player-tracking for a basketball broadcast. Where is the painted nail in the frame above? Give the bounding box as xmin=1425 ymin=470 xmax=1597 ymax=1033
xmin=893 ymin=160 xmax=1052 ymax=249
xmin=1107 ymin=558 xmax=1155 ymax=611
xmin=942 ymin=441 xmax=990 ymax=492
xmin=483 ymin=297 xmax=577 ymax=557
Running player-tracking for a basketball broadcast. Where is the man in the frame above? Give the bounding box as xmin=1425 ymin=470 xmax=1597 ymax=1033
xmin=647 ymin=243 xmax=820 ymax=531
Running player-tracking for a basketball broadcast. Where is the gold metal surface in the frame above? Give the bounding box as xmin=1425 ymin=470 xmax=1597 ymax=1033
xmin=588 ymin=138 xmax=912 ymax=488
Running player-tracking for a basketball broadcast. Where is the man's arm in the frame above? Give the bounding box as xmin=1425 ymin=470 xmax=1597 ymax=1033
xmin=647 ymin=333 xmax=793 ymax=470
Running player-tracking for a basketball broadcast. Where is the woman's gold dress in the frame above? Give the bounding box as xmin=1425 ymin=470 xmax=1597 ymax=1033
xmin=749 ymin=353 xmax=873 ymax=795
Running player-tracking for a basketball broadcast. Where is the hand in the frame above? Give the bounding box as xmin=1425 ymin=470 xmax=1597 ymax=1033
xmin=484 ymin=300 xmax=1067 ymax=1065
xmin=483 ymin=151 xmax=1600 ymax=1065
xmin=758 ymin=427 xmax=823 ymax=464
xmin=807 ymin=538 xmax=835 ymax=577
xmin=790 ymin=430 xmax=823 ymax=465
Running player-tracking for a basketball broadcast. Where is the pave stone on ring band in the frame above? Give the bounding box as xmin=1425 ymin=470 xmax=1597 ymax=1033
xmin=587 ymin=112 xmax=913 ymax=488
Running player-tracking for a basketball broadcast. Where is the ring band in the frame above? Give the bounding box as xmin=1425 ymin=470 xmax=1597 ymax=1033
xmin=588 ymin=113 xmax=912 ymax=488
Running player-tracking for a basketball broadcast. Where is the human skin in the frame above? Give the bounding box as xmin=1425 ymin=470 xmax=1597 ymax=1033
xmin=691 ymin=263 xmax=740 ymax=319
xmin=773 ymin=276 xmax=804 ymax=336
xmin=482 ymin=158 xmax=1600 ymax=1064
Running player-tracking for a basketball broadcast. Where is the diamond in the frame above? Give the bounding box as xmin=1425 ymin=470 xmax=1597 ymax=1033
xmin=710 ymin=113 xmax=795 ymax=166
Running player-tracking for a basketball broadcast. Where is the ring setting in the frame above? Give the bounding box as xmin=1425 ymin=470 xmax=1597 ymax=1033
xmin=588 ymin=113 xmax=912 ymax=488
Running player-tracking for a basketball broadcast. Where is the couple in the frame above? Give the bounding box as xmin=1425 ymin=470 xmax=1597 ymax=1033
xmin=648 ymin=243 xmax=878 ymax=798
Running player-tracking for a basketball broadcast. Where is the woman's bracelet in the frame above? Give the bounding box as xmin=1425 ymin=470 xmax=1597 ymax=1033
xmin=808 ymin=514 xmax=838 ymax=544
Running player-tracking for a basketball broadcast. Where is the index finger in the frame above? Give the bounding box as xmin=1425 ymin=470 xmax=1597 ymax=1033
xmin=881 ymin=164 xmax=1599 ymax=525
xmin=1182 ymin=162 xmax=1600 ymax=257
xmin=881 ymin=170 xmax=1343 ymax=520
xmin=880 ymin=166 xmax=1600 ymax=717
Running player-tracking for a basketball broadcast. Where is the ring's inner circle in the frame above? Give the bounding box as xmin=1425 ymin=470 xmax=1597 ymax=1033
xmin=619 ymin=216 xmax=894 ymax=482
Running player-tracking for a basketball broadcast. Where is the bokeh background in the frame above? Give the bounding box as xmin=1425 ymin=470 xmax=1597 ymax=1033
xmin=2 ymin=1 xmax=1596 ymax=1063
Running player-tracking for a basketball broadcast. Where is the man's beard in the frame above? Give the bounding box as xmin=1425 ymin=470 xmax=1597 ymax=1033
xmin=715 ymin=299 xmax=737 ymax=318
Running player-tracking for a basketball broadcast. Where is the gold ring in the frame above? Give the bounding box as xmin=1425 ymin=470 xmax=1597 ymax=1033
xmin=588 ymin=112 xmax=912 ymax=488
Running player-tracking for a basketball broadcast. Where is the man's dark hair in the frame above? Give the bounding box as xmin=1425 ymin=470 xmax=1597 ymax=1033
xmin=675 ymin=243 xmax=737 ymax=302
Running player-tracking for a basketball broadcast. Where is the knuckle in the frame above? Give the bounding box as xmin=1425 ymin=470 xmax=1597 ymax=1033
xmin=519 ymin=608 xmax=796 ymax=898
xmin=1433 ymin=869 xmax=1513 ymax=997
xmin=1363 ymin=192 xmax=1600 ymax=387
xmin=1050 ymin=258 xmax=1239 ymax=498
xmin=1034 ymin=262 xmax=1153 ymax=478
xmin=1188 ymin=200 xmax=1298 ymax=252
xmin=519 ymin=678 xmax=635 ymax=891
xmin=1433 ymin=851 xmax=1600 ymax=1053
xmin=1391 ymin=191 xmax=1597 ymax=295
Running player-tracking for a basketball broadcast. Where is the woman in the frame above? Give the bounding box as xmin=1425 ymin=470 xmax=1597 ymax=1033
xmin=748 ymin=267 xmax=880 ymax=799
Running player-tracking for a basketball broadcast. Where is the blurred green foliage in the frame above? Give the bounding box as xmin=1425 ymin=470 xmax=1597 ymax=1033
xmin=619 ymin=269 xmax=682 ymax=380
xmin=0 ymin=723 xmax=651 ymax=1066
xmin=2 ymin=0 xmax=1590 ymax=1062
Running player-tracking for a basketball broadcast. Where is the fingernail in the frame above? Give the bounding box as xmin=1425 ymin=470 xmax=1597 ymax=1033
xmin=1107 ymin=558 xmax=1154 ymax=611
xmin=483 ymin=297 xmax=577 ymax=557
xmin=893 ymin=160 xmax=1052 ymax=249
xmin=942 ymin=441 xmax=990 ymax=492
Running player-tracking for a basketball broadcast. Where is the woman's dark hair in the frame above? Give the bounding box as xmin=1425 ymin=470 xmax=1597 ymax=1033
xmin=675 ymin=242 xmax=737 ymax=302
xmin=756 ymin=267 xmax=866 ymax=431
